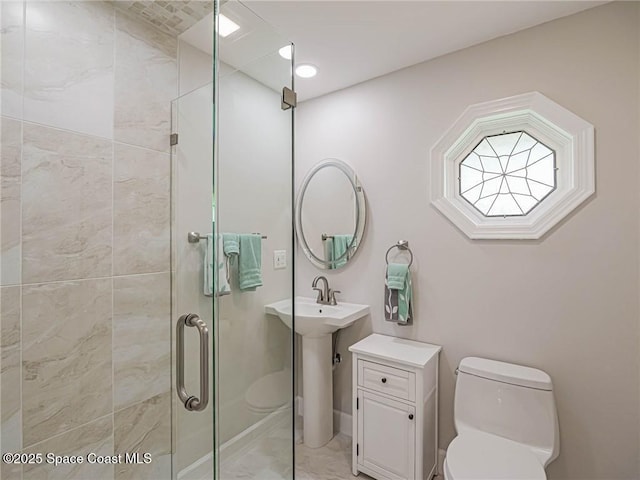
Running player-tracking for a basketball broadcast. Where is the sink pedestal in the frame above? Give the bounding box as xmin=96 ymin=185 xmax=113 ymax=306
xmin=302 ymin=334 xmax=333 ymax=448
xmin=264 ymin=297 xmax=370 ymax=449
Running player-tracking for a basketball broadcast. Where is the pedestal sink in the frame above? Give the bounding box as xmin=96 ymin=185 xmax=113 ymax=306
xmin=265 ymin=296 xmax=369 ymax=448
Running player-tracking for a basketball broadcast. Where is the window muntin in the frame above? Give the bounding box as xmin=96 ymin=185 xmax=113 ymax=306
xmin=459 ymin=131 xmax=556 ymax=217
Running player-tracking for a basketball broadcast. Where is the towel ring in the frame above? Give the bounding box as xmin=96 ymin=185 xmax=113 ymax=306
xmin=385 ymin=240 xmax=413 ymax=267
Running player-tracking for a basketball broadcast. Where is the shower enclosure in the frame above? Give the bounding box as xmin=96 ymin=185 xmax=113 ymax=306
xmin=0 ymin=1 xmax=294 ymax=479
xmin=172 ymin=1 xmax=295 ymax=478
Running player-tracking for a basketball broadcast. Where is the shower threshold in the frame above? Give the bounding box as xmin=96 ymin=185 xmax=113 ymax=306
xmin=178 ymin=404 xmax=293 ymax=480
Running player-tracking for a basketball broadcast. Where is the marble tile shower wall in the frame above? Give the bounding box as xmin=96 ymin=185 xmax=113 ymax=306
xmin=0 ymin=2 xmax=176 ymax=479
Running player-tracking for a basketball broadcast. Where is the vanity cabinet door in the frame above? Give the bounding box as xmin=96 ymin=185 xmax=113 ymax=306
xmin=357 ymin=390 xmax=415 ymax=480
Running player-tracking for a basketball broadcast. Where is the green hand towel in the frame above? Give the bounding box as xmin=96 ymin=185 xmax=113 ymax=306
xmin=238 ymin=234 xmax=262 ymax=291
xmin=204 ymin=234 xmax=230 ymax=297
xmin=323 ymin=237 xmax=334 ymax=266
xmin=387 ymin=263 xmax=408 ymax=290
xmin=332 ymin=234 xmax=353 ymax=269
xmin=223 ymin=233 xmax=239 ymax=257
xmin=385 ymin=263 xmax=412 ymax=324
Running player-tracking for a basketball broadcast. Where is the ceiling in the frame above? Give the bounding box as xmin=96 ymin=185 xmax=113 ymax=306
xmin=178 ymin=1 xmax=608 ymax=101
xmin=239 ymin=1 xmax=608 ymax=101
xmin=112 ymin=1 xmax=212 ymax=37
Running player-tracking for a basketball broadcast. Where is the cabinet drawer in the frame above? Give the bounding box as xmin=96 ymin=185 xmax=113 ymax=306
xmin=358 ymin=360 xmax=415 ymax=402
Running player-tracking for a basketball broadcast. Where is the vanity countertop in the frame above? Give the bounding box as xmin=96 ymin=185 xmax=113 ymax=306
xmin=348 ymin=333 xmax=441 ymax=368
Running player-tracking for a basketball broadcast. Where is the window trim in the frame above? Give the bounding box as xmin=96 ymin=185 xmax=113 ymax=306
xmin=430 ymin=92 xmax=594 ymax=239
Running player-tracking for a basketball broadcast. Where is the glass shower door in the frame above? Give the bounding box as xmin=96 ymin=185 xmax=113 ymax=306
xmin=171 ymin=80 xmax=217 ymax=479
xmin=215 ymin=24 xmax=295 ymax=480
xmin=170 ymin=2 xmax=294 ymax=478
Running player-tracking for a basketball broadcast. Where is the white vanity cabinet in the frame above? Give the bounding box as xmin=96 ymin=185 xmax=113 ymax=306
xmin=349 ymin=334 xmax=441 ymax=480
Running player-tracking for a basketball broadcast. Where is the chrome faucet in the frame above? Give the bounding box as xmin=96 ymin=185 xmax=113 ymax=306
xmin=312 ymin=275 xmax=340 ymax=306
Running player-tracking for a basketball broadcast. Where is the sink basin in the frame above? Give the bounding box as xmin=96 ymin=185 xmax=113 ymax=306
xmin=265 ymin=296 xmax=370 ymax=337
xmin=265 ymin=295 xmax=370 ymax=448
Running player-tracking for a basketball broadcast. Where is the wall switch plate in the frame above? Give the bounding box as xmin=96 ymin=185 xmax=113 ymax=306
xmin=273 ymin=250 xmax=287 ymax=269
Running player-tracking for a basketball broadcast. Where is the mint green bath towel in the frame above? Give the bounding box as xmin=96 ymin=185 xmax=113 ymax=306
xmin=238 ymin=234 xmax=262 ymax=291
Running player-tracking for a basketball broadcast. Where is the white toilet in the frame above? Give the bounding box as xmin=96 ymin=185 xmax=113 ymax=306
xmin=444 ymin=357 xmax=559 ymax=480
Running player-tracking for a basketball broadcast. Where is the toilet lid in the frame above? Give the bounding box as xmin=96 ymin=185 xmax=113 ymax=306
xmin=446 ymin=431 xmax=546 ymax=480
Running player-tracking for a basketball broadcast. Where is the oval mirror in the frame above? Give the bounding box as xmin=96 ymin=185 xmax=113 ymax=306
xmin=295 ymin=158 xmax=366 ymax=269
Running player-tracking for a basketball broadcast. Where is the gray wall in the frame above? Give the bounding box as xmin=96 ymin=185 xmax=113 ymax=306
xmin=296 ymin=3 xmax=639 ymax=479
xmin=1 ymin=2 xmax=175 ymax=479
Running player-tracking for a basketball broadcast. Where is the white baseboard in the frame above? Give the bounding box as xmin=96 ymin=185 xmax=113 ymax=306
xmin=333 ymin=409 xmax=352 ymax=437
xmin=220 ymin=404 xmax=291 ymax=461
xmin=437 ymin=448 xmax=446 ymax=477
xmin=296 ymin=395 xmax=353 ymax=437
xmin=177 ymin=451 xmax=212 ymax=480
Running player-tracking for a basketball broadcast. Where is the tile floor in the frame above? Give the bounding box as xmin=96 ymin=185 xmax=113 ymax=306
xmin=296 ymin=432 xmax=373 ymax=480
xmin=218 ymin=418 xmax=375 ymax=480
xmin=188 ymin=417 xmax=443 ymax=479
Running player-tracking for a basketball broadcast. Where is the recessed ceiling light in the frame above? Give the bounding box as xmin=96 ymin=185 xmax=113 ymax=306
xmin=278 ymin=45 xmax=292 ymax=60
xmin=295 ymin=64 xmax=317 ymax=78
xmin=218 ymin=14 xmax=240 ymax=37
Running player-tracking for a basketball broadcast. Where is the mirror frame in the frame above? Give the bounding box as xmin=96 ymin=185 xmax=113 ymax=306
xmin=295 ymin=158 xmax=367 ymax=270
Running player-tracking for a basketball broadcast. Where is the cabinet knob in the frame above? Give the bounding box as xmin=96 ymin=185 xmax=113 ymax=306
xmin=408 ymin=414 xmax=414 ymax=420
xmin=381 ymin=377 xmax=387 ymax=383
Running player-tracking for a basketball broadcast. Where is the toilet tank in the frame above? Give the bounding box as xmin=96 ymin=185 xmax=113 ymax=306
xmin=454 ymin=357 xmax=559 ymax=466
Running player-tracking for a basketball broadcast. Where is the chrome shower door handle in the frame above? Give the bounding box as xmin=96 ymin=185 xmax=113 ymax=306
xmin=176 ymin=313 xmax=209 ymax=412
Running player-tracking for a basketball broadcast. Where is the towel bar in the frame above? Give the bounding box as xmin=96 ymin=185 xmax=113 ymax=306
xmin=188 ymin=232 xmax=267 ymax=244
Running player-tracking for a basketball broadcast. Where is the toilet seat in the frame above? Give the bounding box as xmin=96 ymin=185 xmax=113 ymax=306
xmin=245 ymin=369 xmax=291 ymax=414
xmin=445 ymin=431 xmax=546 ymax=480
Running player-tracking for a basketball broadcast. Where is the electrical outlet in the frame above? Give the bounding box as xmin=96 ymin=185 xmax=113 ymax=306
xmin=273 ymin=250 xmax=287 ymax=269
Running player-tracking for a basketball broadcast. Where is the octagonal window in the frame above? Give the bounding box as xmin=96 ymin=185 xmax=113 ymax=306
xmin=430 ymin=92 xmax=594 ymax=239
xmin=459 ymin=131 xmax=556 ymax=217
